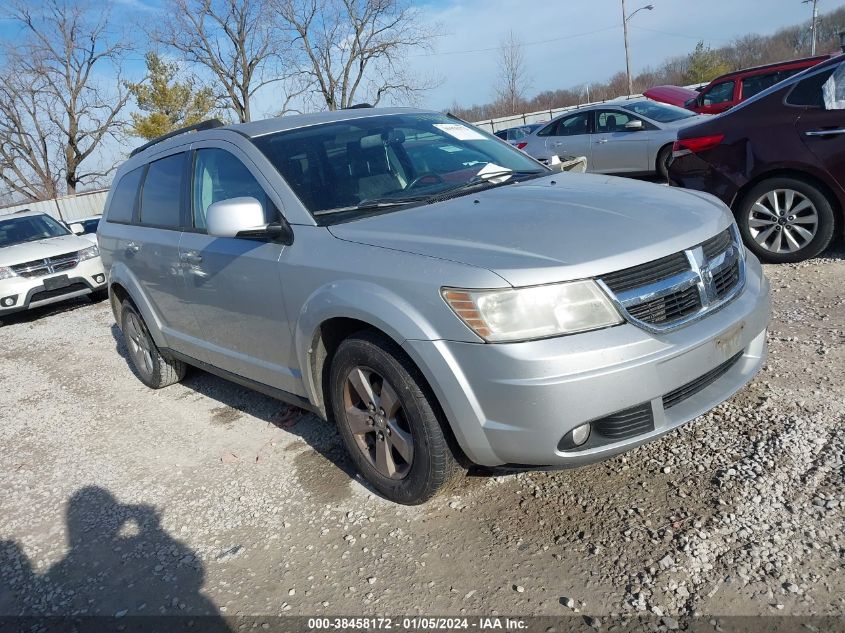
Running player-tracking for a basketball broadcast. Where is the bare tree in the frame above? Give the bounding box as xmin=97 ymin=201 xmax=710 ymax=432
xmin=0 ymin=57 xmax=60 ymax=201
xmin=495 ymin=30 xmax=530 ymax=115
xmin=5 ymin=0 xmax=131 ymax=196
xmin=275 ymin=0 xmax=439 ymax=111
xmin=154 ymin=0 xmax=289 ymax=122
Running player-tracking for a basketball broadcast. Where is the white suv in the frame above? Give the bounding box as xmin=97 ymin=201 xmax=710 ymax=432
xmin=0 ymin=211 xmax=107 ymax=320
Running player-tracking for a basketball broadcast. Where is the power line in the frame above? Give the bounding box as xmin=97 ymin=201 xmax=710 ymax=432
xmin=629 ymin=25 xmax=732 ymax=43
xmin=409 ymin=24 xmax=620 ymax=57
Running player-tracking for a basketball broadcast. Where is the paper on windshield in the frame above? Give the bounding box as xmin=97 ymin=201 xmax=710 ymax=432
xmin=822 ymin=62 xmax=845 ymax=110
xmin=475 ymin=163 xmax=513 ymax=183
xmin=433 ymin=123 xmax=487 ymax=141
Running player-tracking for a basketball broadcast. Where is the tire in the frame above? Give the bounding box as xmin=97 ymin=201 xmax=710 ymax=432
xmin=736 ymin=176 xmax=836 ymax=263
xmin=120 ymin=300 xmax=186 ymax=389
xmin=656 ymin=144 xmax=673 ymax=181
xmin=90 ymin=288 xmax=109 ymax=303
xmin=328 ymin=330 xmax=463 ymax=505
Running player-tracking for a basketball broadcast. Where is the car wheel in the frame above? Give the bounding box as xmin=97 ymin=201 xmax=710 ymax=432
xmin=657 ymin=145 xmax=673 ymax=181
xmin=328 ymin=330 xmax=463 ymax=505
xmin=736 ymin=177 xmax=836 ymax=263
xmin=120 ymin=300 xmax=186 ymax=389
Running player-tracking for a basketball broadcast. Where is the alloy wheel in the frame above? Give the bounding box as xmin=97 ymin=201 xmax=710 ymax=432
xmin=342 ymin=366 xmax=414 ymax=480
xmin=124 ymin=311 xmax=154 ymax=377
xmin=747 ymin=189 xmax=818 ymax=254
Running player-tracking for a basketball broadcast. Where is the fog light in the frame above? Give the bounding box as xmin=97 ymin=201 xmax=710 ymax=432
xmin=558 ymin=423 xmax=591 ymax=451
xmin=94 ymin=274 xmax=105 ymax=284
xmin=2 ymin=295 xmax=18 ymax=307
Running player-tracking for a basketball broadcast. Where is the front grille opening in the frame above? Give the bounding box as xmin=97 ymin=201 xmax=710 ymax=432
xmin=663 ymin=351 xmax=744 ymax=410
xmin=626 ymin=286 xmax=701 ymax=324
xmin=713 ymin=261 xmax=740 ymax=298
xmin=592 ymin=403 xmax=655 ymax=439
xmin=29 ymin=282 xmax=88 ymax=303
xmin=702 ymin=229 xmax=733 ymax=260
xmin=600 ymin=251 xmax=690 ymax=293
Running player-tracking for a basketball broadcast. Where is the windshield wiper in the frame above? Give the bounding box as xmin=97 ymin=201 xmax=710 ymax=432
xmin=313 ymin=196 xmax=429 ymax=216
xmin=428 ymin=169 xmax=546 ymax=199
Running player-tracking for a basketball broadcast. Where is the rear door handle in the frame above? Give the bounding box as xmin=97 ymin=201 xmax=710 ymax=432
xmin=596 ymin=139 xmax=609 ymax=144
xmin=805 ymin=128 xmax=845 ymax=136
xmin=180 ymin=251 xmax=203 ymax=264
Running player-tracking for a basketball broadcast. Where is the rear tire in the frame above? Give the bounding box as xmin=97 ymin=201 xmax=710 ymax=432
xmin=736 ymin=176 xmax=836 ymax=263
xmin=120 ymin=300 xmax=186 ymax=389
xmin=657 ymin=145 xmax=673 ymax=181
xmin=328 ymin=330 xmax=463 ymax=505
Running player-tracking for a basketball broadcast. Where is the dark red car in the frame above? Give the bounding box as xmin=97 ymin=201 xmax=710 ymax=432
xmin=645 ymin=54 xmax=830 ymax=115
xmin=669 ymin=54 xmax=845 ymax=263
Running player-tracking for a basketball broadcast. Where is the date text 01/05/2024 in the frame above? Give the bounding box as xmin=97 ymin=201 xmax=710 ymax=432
xmin=306 ymin=617 xmax=527 ymax=630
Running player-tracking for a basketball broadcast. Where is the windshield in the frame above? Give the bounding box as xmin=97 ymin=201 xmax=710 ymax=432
xmin=621 ymin=101 xmax=695 ymax=123
xmin=253 ymin=112 xmax=548 ymax=221
xmin=0 ymin=214 xmax=69 ymax=248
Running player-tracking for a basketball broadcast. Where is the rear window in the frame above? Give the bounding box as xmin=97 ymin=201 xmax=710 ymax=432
xmin=106 ymin=167 xmax=144 ymax=223
xmin=786 ymin=67 xmax=836 ymax=107
xmin=139 ymin=154 xmax=185 ymax=228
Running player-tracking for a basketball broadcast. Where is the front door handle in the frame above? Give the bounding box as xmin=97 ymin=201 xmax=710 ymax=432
xmin=805 ymin=128 xmax=845 ymax=136
xmin=179 ymin=251 xmax=203 ymax=264
xmin=125 ymin=241 xmax=140 ymax=253
xmin=596 ymin=139 xmax=609 ymax=144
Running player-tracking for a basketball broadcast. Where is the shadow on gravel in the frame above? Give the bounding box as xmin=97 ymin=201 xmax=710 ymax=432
xmin=0 ymin=486 xmax=230 ymax=629
xmin=109 ymin=325 xmax=359 ymax=503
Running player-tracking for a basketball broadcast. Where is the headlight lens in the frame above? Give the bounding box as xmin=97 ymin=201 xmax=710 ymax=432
xmin=0 ymin=266 xmax=17 ymax=281
xmin=78 ymin=245 xmax=99 ymax=261
xmin=442 ymin=280 xmax=623 ymax=342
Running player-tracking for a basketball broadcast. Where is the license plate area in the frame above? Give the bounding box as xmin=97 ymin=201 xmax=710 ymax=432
xmin=715 ymin=320 xmax=745 ymax=358
xmin=43 ymin=275 xmax=70 ymax=291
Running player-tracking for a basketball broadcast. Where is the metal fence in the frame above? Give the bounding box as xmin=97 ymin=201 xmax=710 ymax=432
xmin=0 ymin=189 xmax=109 ymax=223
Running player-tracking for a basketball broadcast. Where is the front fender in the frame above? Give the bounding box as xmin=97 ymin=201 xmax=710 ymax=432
xmin=294 ymin=279 xmax=447 ymax=409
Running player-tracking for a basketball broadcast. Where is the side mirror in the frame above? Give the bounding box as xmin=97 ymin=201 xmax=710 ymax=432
xmin=206 ymin=197 xmax=293 ymax=244
xmin=69 ymin=223 xmax=84 ymax=235
xmin=624 ymin=120 xmax=645 ymax=131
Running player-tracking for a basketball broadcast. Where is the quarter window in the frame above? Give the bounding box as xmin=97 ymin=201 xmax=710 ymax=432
xmin=106 ymin=167 xmax=144 ymax=224
xmin=702 ymin=81 xmax=735 ymax=106
xmin=192 ymin=148 xmax=271 ymax=231
xmin=139 ymin=154 xmax=185 ymax=228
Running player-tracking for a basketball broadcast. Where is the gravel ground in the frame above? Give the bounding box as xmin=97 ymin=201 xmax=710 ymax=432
xmin=0 ymin=247 xmax=843 ymax=622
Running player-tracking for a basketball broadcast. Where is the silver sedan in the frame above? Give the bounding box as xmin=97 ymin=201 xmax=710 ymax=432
xmin=520 ymin=100 xmax=707 ymax=178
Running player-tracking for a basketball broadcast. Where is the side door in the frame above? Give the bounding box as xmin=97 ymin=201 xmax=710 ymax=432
xmin=130 ymin=150 xmax=199 ymax=352
xmin=542 ymin=111 xmax=592 ymax=162
xmin=790 ymin=63 xmax=845 ymax=190
xmin=589 ymin=109 xmax=651 ymax=173
xmin=179 ymin=142 xmax=301 ymax=394
xmin=696 ymin=80 xmax=736 ymax=114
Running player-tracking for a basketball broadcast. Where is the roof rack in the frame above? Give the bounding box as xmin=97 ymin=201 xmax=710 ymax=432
xmin=343 ymin=103 xmax=374 ymax=109
xmin=129 ymin=119 xmax=225 ymax=158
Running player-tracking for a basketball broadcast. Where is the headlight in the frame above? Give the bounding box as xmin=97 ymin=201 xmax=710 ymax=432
xmin=78 ymin=245 xmax=99 ymax=261
xmin=0 ymin=266 xmax=17 ymax=281
xmin=442 ymin=280 xmax=623 ymax=342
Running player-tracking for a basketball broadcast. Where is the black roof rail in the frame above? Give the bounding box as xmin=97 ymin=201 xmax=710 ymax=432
xmin=343 ymin=103 xmax=373 ymax=109
xmin=129 ymin=119 xmax=225 ymax=158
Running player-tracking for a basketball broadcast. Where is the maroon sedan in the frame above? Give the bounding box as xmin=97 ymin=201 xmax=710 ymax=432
xmin=669 ymin=55 xmax=845 ymax=263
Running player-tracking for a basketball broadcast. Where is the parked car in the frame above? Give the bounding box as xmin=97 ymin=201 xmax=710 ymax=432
xmin=494 ymin=123 xmax=544 ymax=147
xmin=73 ymin=215 xmax=102 ymax=244
xmin=520 ymin=99 xmax=705 ymax=178
xmin=669 ymin=54 xmax=845 ymax=263
xmin=0 ymin=210 xmax=107 ymax=320
xmin=99 ymin=108 xmax=770 ymax=505
xmin=645 ymin=54 xmax=830 ymax=115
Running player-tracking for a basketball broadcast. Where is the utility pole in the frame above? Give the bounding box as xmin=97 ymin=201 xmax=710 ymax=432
xmin=622 ymin=1 xmax=654 ymax=97
xmin=803 ymin=0 xmax=820 ymax=55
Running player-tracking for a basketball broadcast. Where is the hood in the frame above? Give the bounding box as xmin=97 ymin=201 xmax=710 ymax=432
xmin=0 ymin=234 xmax=93 ymax=268
xmin=328 ymin=173 xmax=733 ymax=287
xmin=643 ymin=85 xmax=698 ymax=107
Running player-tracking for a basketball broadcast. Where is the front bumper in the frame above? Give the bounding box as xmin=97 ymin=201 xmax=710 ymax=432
xmin=0 ymin=257 xmax=106 ymax=316
xmin=404 ymin=254 xmax=771 ymax=467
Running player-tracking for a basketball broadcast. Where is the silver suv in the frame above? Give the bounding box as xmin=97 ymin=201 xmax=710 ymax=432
xmin=99 ymin=108 xmax=771 ymax=504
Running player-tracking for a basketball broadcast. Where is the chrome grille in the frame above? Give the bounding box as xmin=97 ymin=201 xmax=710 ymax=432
xmin=598 ymin=228 xmax=745 ymax=332
xmin=11 ymin=252 xmax=80 ymax=278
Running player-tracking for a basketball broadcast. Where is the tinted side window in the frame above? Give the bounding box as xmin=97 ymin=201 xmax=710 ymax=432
xmin=594 ymin=110 xmax=636 ymax=133
xmin=554 ymin=112 xmax=590 ymax=136
xmin=106 ymin=167 xmax=143 ymax=223
xmin=139 ymin=154 xmax=185 ymax=228
xmin=192 ymin=148 xmax=270 ymax=231
xmin=786 ymin=68 xmax=836 ymax=107
xmin=742 ymin=73 xmax=781 ymax=99
xmin=702 ymin=80 xmax=735 ymax=105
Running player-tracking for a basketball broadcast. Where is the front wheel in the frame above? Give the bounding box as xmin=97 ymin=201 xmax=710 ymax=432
xmin=328 ymin=331 xmax=463 ymax=505
xmin=736 ymin=177 xmax=835 ymax=263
